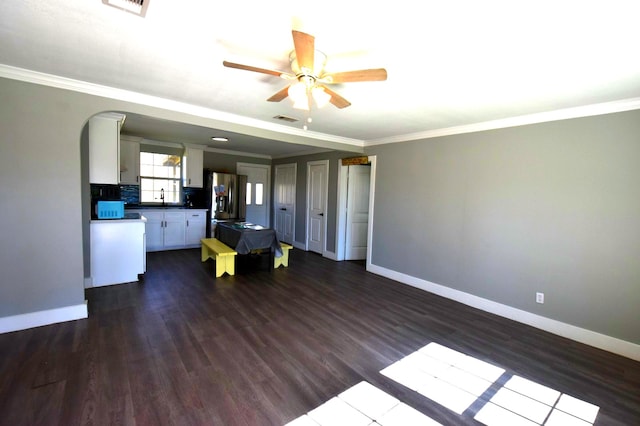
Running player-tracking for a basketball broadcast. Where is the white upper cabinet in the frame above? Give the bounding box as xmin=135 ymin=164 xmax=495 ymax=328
xmin=183 ymin=147 xmax=204 ymax=188
xmin=89 ymin=113 xmax=125 ymax=184
xmin=119 ymin=136 xmax=140 ymax=185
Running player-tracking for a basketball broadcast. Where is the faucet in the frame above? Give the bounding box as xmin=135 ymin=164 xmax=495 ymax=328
xmin=160 ymin=188 xmax=165 ymax=206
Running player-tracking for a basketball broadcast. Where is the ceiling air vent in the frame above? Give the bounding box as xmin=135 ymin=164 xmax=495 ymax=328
xmin=273 ymin=115 xmax=299 ymax=123
xmin=102 ymin=0 xmax=149 ymax=17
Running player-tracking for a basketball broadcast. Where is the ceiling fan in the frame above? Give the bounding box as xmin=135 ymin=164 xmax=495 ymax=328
xmin=223 ymin=30 xmax=387 ymax=110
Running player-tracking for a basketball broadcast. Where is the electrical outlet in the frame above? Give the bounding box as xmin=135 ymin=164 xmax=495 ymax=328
xmin=536 ymin=292 xmax=544 ymax=304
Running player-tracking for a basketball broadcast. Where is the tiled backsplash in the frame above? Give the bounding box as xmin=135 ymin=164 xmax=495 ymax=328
xmin=184 ymin=187 xmax=205 ymax=207
xmin=120 ymin=185 xmax=205 ymax=207
xmin=120 ymin=185 xmax=140 ymax=205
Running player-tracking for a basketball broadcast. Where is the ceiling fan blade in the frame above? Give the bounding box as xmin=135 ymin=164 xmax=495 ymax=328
xmin=319 ymin=85 xmax=351 ymax=109
xmin=223 ymin=60 xmax=286 ymax=78
xmin=267 ymin=85 xmax=291 ymax=102
xmin=321 ymin=68 xmax=388 ymax=83
xmin=292 ymin=30 xmax=315 ymax=72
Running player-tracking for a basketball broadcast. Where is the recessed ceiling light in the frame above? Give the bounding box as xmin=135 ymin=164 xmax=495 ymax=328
xmin=211 ymin=137 xmax=229 ymax=142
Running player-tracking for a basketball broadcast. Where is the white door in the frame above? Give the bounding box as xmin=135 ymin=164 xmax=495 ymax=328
xmin=237 ymin=163 xmax=270 ymax=227
xmin=306 ymin=160 xmax=328 ymax=254
xmin=274 ymin=163 xmax=296 ymax=244
xmin=345 ymin=165 xmax=371 ymax=260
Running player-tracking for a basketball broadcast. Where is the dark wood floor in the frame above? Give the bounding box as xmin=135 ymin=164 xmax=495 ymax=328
xmin=1 ymin=249 xmax=639 ymax=425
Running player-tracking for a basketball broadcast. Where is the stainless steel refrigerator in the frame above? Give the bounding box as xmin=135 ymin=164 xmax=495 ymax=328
xmin=204 ymin=171 xmax=247 ymax=237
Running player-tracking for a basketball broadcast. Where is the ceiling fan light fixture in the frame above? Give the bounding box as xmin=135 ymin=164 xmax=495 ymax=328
xmin=288 ymin=82 xmax=307 ymax=104
xmin=292 ymin=99 xmax=310 ymax=111
xmin=312 ymin=87 xmax=331 ymax=108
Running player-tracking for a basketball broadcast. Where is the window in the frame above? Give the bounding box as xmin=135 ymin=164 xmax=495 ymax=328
xmin=255 ymin=183 xmax=264 ymax=205
xmin=245 ymin=182 xmax=264 ymax=206
xmin=139 ymin=152 xmax=182 ymax=204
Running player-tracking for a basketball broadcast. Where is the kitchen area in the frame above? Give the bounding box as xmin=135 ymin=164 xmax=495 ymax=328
xmin=84 ymin=112 xmax=252 ymax=288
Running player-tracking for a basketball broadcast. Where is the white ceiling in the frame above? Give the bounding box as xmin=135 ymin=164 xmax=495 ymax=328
xmin=2 ymin=1 xmax=640 ymax=157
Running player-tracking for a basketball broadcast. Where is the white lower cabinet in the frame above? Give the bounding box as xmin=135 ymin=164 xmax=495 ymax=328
xmin=163 ymin=211 xmax=187 ymax=248
xmin=143 ymin=211 xmax=165 ymax=251
xmin=185 ymin=210 xmax=207 ymax=247
xmin=129 ymin=209 xmax=206 ymax=251
xmin=90 ymin=218 xmax=146 ymax=287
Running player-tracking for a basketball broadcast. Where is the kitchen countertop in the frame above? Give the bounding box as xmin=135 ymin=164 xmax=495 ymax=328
xmin=91 ymin=212 xmax=147 ymax=223
xmin=124 ymin=205 xmax=207 ymax=210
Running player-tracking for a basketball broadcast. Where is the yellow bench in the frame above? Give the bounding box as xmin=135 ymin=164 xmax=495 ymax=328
xmin=274 ymin=243 xmax=293 ymax=268
xmin=201 ymin=238 xmax=237 ymax=277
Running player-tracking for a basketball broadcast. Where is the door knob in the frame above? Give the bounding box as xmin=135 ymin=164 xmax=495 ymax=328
xmin=319 ymin=213 xmax=324 ymax=216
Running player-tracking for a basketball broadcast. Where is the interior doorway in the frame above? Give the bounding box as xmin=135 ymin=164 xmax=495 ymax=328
xmin=344 ymin=164 xmax=371 ymax=260
xmin=237 ymin=162 xmax=270 ymax=227
xmin=336 ymin=156 xmax=376 ymax=268
xmin=274 ymin=163 xmax=296 ymax=244
xmin=306 ymin=160 xmax=328 ymax=255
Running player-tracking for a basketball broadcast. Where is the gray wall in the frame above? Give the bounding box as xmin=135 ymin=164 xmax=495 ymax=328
xmin=1 ymin=79 xmax=88 ymax=316
xmin=80 ymin=125 xmax=90 ymax=277
xmin=203 ymin=151 xmax=270 ymax=172
xmin=366 ymin=110 xmax=640 ymax=344
xmin=273 ymin=151 xmax=353 ymax=252
xmin=0 ymin=76 xmax=355 ymax=321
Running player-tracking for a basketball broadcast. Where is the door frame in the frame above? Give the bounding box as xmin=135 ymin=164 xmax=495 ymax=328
xmin=335 ymin=155 xmax=376 ymax=269
xmin=306 ymin=159 xmax=329 ymax=255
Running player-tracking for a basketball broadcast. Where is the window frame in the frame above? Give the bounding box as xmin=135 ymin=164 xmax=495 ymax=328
xmin=138 ymin=151 xmax=183 ymax=206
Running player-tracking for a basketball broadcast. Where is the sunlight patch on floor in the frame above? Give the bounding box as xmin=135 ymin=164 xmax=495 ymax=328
xmin=284 ymin=381 xmax=442 ymax=426
xmin=285 ymin=342 xmax=600 ymax=425
xmin=379 ymin=342 xmax=600 ymax=426
xmin=380 ymin=342 xmax=505 ymax=414
xmin=476 ymin=376 xmax=599 ymax=426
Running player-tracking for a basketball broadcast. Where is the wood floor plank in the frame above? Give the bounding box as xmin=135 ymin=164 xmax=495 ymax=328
xmin=0 ymin=248 xmax=638 ymax=425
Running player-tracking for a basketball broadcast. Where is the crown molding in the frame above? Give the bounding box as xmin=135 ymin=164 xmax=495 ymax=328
xmin=366 ymin=97 xmax=640 ymax=146
xmin=124 ymin=134 xmax=272 ymax=159
xmin=203 ymin=145 xmax=272 ymax=160
xmin=271 ymin=147 xmax=333 ymax=160
xmin=4 ymin=64 xmax=639 ymax=150
xmin=0 ymin=64 xmax=364 ymax=148
xmin=135 ymin=137 xmax=184 ymax=150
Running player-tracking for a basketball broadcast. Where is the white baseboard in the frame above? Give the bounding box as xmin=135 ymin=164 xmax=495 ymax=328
xmin=367 ymin=263 xmax=640 ymax=362
xmin=289 ymin=241 xmax=338 ymax=261
xmin=323 ymin=251 xmax=338 ymax=261
xmin=0 ymin=301 xmax=88 ymax=334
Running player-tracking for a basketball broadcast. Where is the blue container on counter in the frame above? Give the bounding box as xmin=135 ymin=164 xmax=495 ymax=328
xmin=96 ymin=201 xmax=125 ymax=219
